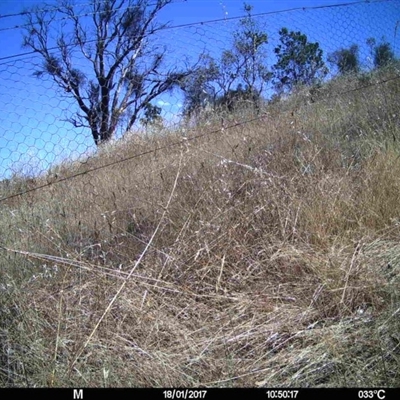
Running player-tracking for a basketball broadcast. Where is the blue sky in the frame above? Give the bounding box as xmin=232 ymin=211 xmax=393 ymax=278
xmin=0 ymin=0 xmax=398 ymax=179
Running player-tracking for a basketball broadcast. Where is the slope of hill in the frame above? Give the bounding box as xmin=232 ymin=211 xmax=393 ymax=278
xmin=1 ymin=65 xmax=399 ymax=387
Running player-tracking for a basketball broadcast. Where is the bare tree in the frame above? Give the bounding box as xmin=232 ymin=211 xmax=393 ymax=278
xmin=23 ymin=0 xmax=191 ymax=145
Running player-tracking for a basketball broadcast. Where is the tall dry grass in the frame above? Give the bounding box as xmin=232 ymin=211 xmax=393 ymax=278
xmin=0 ymin=66 xmax=399 ymax=387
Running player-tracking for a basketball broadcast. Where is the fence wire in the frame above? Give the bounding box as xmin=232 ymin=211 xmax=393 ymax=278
xmin=2 ymin=0 xmax=400 ymax=389
xmin=0 ymin=0 xmax=399 ymax=194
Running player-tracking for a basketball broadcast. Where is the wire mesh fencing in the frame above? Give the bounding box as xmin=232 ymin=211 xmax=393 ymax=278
xmin=0 ymin=0 xmax=399 ymax=197
xmin=1 ymin=2 xmax=400 ymax=387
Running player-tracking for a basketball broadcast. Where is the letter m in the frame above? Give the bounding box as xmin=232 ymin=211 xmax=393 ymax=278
xmin=73 ymin=389 xmax=83 ymax=399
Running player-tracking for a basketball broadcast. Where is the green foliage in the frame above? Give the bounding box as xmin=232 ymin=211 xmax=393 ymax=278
xmin=367 ymin=37 xmax=395 ymax=69
xmin=374 ymin=43 xmax=395 ymax=68
xmin=328 ymin=45 xmax=360 ymax=75
xmin=217 ymin=3 xmax=271 ymax=101
xmin=140 ymin=103 xmax=163 ymax=127
xmin=179 ymin=54 xmax=220 ymax=118
xmin=180 ymin=3 xmax=271 ymax=120
xmin=273 ymin=27 xmax=328 ymax=93
xmin=215 ymin=83 xmax=261 ymax=112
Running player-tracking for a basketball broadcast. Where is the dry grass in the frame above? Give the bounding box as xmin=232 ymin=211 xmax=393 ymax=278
xmin=1 ymin=67 xmax=399 ymax=387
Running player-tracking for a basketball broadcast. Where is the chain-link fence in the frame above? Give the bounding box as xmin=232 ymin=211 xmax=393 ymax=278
xmin=0 ymin=0 xmax=398 ymax=190
xmin=1 ymin=1 xmax=400 ymax=387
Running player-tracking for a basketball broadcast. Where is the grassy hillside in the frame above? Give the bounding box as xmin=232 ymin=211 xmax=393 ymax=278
xmin=1 ymin=66 xmax=399 ymax=387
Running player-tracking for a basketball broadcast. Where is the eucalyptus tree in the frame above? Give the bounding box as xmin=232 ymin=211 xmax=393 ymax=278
xmin=328 ymin=44 xmax=360 ymax=76
xmin=367 ymin=38 xmax=395 ymax=69
xmin=23 ymin=0 xmax=192 ymax=145
xmin=179 ymin=3 xmax=271 ymax=119
xmin=216 ymin=3 xmax=271 ymax=111
xmin=273 ymin=27 xmax=328 ymax=93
